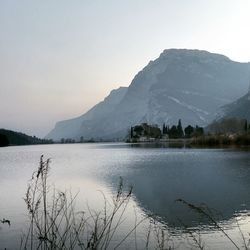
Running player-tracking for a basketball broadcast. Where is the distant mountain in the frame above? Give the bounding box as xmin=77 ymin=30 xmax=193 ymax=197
xmin=0 ymin=129 xmax=53 ymax=146
xmin=46 ymin=86 xmax=128 ymax=140
xmin=217 ymin=90 xmax=250 ymax=121
xmin=47 ymin=49 xmax=250 ymax=141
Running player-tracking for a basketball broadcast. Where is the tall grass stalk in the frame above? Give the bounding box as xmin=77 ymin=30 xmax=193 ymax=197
xmin=20 ymin=156 xmax=250 ymax=250
xmin=176 ymin=199 xmax=247 ymax=250
xmin=21 ymin=156 xmax=158 ymax=250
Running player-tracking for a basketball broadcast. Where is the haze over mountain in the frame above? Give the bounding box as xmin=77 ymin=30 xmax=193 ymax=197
xmin=217 ymin=87 xmax=250 ymax=121
xmin=47 ymin=49 xmax=250 ymax=141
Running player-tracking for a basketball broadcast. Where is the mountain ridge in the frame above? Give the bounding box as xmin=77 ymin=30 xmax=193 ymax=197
xmin=217 ymin=90 xmax=250 ymax=121
xmin=46 ymin=86 xmax=128 ymax=140
xmin=46 ymin=49 xmax=250 ymax=141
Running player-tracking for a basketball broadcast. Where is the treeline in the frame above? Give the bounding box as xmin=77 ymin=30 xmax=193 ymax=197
xmin=191 ymin=134 xmax=250 ymax=146
xmin=0 ymin=129 xmax=53 ymax=147
xmin=192 ymin=118 xmax=250 ymax=146
xmin=129 ymin=120 xmax=204 ymax=142
xmin=60 ymin=136 xmax=96 ymax=144
xmin=162 ymin=119 xmax=204 ymax=139
xmin=207 ymin=117 xmax=250 ymax=134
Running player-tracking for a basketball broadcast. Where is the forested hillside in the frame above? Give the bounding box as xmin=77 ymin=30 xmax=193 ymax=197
xmin=0 ymin=129 xmax=53 ymax=147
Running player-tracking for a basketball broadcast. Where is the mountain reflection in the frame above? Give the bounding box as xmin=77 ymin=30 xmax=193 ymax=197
xmin=106 ymin=145 xmax=250 ymax=228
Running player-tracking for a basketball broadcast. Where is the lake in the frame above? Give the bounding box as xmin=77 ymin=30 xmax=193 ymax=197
xmin=1 ymin=143 xmax=250 ymax=249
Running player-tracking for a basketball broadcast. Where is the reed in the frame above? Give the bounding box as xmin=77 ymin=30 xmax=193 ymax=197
xmin=21 ymin=156 xmax=169 ymax=250
xmin=19 ymin=156 xmax=249 ymax=250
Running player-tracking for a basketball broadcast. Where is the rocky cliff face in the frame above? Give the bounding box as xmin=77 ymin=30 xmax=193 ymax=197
xmin=47 ymin=49 xmax=250 ymax=141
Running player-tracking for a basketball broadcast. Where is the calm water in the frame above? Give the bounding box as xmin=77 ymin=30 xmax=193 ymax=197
xmin=1 ymin=143 xmax=250 ymax=249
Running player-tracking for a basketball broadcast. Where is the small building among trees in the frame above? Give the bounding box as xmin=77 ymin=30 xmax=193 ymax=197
xmin=128 ymin=120 xmax=204 ymax=142
xmin=130 ymin=123 xmax=161 ymax=142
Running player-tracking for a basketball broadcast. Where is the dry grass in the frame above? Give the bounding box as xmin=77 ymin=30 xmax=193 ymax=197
xmin=20 ymin=156 xmax=175 ymax=250
xmin=18 ymin=156 xmax=250 ymax=250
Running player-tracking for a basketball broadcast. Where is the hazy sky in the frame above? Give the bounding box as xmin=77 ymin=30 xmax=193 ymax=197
xmin=0 ymin=0 xmax=250 ymax=137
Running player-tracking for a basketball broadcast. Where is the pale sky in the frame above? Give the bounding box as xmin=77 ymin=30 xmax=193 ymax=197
xmin=0 ymin=0 xmax=250 ymax=137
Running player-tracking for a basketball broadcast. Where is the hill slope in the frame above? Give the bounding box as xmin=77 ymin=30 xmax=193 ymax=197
xmin=217 ymin=91 xmax=250 ymax=121
xmin=0 ymin=129 xmax=53 ymax=146
xmin=46 ymin=86 xmax=128 ymax=140
xmin=47 ymin=49 xmax=250 ymax=141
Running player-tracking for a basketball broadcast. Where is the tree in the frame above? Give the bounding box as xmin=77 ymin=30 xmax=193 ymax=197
xmin=162 ymin=123 xmax=166 ymax=134
xmin=177 ymin=119 xmax=184 ymax=138
xmin=192 ymin=126 xmax=204 ymax=137
xmin=184 ymin=125 xmax=194 ymax=138
xmin=133 ymin=125 xmax=144 ymax=136
xmin=207 ymin=118 xmax=246 ymax=134
xmin=162 ymin=123 xmax=169 ymax=134
xmin=166 ymin=125 xmax=169 ymax=135
xmin=169 ymin=125 xmax=178 ymax=138
xmin=244 ymin=120 xmax=248 ymax=132
xmin=130 ymin=127 xmax=133 ymax=138
xmin=0 ymin=134 xmax=9 ymax=147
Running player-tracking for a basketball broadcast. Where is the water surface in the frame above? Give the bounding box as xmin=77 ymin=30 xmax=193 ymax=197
xmin=1 ymin=143 xmax=250 ymax=249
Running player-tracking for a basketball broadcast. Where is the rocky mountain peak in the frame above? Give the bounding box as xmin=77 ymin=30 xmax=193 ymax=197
xmin=46 ymin=49 xmax=250 ymax=141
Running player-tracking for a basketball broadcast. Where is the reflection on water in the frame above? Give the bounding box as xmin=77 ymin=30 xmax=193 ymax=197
xmin=107 ymin=144 xmax=250 ymax=228
xmin=0 ymin=143 xmax=250 ymax=249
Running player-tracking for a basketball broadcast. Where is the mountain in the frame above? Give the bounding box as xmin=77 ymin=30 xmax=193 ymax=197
xmin=217 ymin=89 xmax=250 ymax=121
xmin=46 ymin=87 xmax=128 ymax=140
xmin=47 ymin=49 xmax=250 ymax=141
xmin=0 ymin=129 xmax=53 ymax=146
